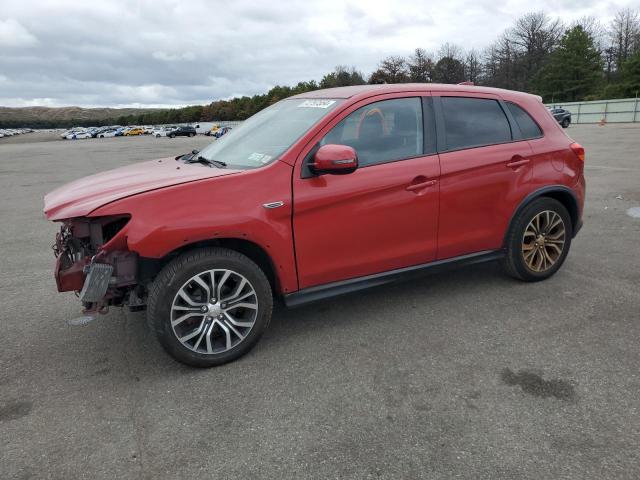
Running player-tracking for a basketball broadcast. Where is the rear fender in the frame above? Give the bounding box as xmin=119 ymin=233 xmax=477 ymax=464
xmin=504 ymin=185 xmax=580 ymax=245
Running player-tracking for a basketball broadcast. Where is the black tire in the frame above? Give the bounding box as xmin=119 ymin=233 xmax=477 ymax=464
xmin=147 ymin=247 xmax=273 ymax=367
xmin=502 ymin=197 xmax=572 ymax=282
xmin=561 ymin=118 xmax=570 ymax=128
xmin=156 ymin=134 xmax=160 ymax=138
xmin=189 ymin=132 xmax=194 ymax=137
xmin=169 ymin=134 xmax=175 ymax=138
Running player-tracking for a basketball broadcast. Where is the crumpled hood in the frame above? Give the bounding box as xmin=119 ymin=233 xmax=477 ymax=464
xmin=44 ymin=157 xmax=241 ymax=220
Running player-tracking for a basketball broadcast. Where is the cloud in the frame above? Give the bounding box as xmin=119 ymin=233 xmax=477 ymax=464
xmin=0 ymin=18 xmax=38 ymax=47
xmin=0 ymin=0 xmax=636 ymax=107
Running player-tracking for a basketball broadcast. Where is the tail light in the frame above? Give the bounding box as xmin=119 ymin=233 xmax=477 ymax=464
xmin=570 ymin=142 xmax=585 ymax=162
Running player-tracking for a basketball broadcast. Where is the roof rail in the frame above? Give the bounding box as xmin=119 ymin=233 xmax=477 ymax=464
xmin=458 ymin=81 xmax=474 ymax=86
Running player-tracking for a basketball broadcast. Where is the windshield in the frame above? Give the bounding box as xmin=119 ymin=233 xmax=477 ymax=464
xmin=197 ymin=98 xmax=342 ymax=169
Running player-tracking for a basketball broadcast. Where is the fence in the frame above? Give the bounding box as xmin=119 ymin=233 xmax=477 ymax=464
xmin=545 ymin=97 xmax=640 ymax=124
xmin=208 ymin=120 xmax=244 ymax=128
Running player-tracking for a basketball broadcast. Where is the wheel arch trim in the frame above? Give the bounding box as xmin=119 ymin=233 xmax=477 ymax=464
xmin=140 ymin=236 xmax=285 ymax=295
xmin=504 ymin=185 xmax=581 ymax=246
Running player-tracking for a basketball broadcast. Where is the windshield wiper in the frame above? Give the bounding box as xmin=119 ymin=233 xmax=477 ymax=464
xmin=176 ymin=149 xmax=199 ymax=161
xmin=187 ymin=156 xmax=227 ymax=168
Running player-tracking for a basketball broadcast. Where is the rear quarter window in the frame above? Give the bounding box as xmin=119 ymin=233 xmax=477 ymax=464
xmin=506 ymin=102 xmax=543 ymax=139
xmin=441 ymin=97 xmax=512 ymax=151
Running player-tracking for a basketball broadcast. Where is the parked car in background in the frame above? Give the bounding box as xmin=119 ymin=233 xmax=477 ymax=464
xmin=167 ymin=125 xmax=196 ymax=138
xmin=204 ymin=124 xmax=221 ymax=136
xmin=125 ymin=127 xmax=145 ymax=136
xmin=193 ymin=122 xmax=216 ymax=135
xmin=91 ymin=127 xmax=106 ymax=138
xmin=549 ymin=108 xmax=571 ymax=128
xmin=213 ymin=126 xmax=232 ymax=138
xmin=204 ymin=124 xmax=232 ymax=138
xmin=44 ymin=83 xmax=585 ymax=367
xmin=60 ymin=128 xmax=83 ymax=139
xmin=91 ymin=126 xmax=119 ymax=138
xmin=97 ymin=129 xmax=118 ymax=138
xmin=65 ymin=131 xmax=92 ymax=140
xmin=0 ymin=128 xmax=32 ymax=137
xmin=152 ymin=126 xmax=175 ymax=138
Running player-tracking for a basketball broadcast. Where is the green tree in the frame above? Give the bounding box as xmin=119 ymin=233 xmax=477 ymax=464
xmin=621 ymin=50 xmax=640 ymax=93
xmin=483 ymin=12 xmax=562 ymax=90
xmin=432 ymin=57 xmax=465 ymax=83
xmin=320 ymin=66 xmax=365 ymax=88
xmin=603 ymin=50 xmax=640 ymax=98
xmin=535 ymin=26 xmax=603 ymax=102
xmin=368 ymin=56 xmax=409 ymax=84
xmin=407 ymin=48 xmax=434 ymax=82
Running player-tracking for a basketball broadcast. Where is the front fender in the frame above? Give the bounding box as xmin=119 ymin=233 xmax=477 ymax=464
xmin=91 ymin=161 xmax=298 ymax=293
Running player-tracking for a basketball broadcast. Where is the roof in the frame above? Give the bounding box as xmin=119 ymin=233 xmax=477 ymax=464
xmin=290 ymin=83 xmax=540 ymax=102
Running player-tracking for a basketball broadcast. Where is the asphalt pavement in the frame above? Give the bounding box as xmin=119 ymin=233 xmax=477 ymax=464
xmin=1 ymin=126 xmax=639 ymax=479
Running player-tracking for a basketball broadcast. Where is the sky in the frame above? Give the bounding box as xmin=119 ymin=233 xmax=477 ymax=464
xmin=1 ymin=0 xmax=639 ymax=108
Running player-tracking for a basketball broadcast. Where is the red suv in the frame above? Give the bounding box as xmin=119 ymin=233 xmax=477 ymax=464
xmin=44 ymin=84 xmax=585 ymax=367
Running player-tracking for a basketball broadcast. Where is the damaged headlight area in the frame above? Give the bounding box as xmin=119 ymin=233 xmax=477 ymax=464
xmin=53 ymin=215 xmax=143 ymax=315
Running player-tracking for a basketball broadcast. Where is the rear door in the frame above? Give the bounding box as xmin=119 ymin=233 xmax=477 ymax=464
xmin=435 ymin=94 xmax=534 ymax=259
xmin=292 ymin=94 xmax=440 ymax=289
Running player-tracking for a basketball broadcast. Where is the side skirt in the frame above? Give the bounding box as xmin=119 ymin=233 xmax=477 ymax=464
xmin=283 ymin=250 xmax=505 ymax=308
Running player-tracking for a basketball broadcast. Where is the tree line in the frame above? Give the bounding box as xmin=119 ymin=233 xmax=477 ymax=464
xmin=6 ymin=8 xmax=640 ymax=128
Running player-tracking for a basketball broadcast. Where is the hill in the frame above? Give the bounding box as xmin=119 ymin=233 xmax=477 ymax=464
xmin=0 ymin=106 xmax=161 ymax=128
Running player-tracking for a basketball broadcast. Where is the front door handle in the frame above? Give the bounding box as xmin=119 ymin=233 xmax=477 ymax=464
xmin=406 ymin=179 xmax=438 ymax=191
xmin=506 ymin=156 xmax=530 ymax=169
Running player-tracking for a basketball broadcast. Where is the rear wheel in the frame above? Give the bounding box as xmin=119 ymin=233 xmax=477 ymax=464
xmin=503 ymin=197 xmax=572 ymax=281
xmin=147 ymin=248 xmax=273 ymax=367
xmin=169 ymin=134 xmax=175 ymax=138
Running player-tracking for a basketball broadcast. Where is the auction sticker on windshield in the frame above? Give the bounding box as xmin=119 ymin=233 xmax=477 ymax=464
xmin=298 ymin=99 xmax=336 ymax=108
xmin=248 ymin=152 xmax=272 ymax=163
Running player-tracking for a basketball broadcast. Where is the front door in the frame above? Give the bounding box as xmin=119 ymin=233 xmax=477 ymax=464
xmin=293 ymin=95 xmax=441 ymax=289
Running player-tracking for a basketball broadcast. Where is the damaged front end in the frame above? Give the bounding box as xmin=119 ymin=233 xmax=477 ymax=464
xmin=53 ymin=215 xmax=143 ymax=317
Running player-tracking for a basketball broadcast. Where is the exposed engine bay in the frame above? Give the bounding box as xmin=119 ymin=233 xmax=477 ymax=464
xmin=52 ymin=216 xmax=142 ymax=316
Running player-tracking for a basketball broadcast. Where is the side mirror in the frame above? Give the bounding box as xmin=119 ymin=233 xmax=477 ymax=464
xmin=311 ymin=144 xmax=358 ymax=175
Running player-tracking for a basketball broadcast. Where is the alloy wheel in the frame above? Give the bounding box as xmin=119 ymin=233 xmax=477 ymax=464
xmin=170 ymin=269 xmax=258 ymax=354
xmin=522 ymin=210 xmax=566 ymax=272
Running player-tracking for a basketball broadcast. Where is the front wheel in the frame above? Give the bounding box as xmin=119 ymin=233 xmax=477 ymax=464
xmin=561 ymin=118 xmax=570 ymax=128
xmin=169 ymin=134 xmax=175 ymax=138
xmin=503 ymin=197 xmax=572 ymax=282
xmin=147 ymin=248 xmax=273 ymax=367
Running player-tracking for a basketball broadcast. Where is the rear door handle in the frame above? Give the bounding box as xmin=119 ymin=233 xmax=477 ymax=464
xmin=406 ymin=179 xmax=438 ymax=191
xmin=506 ymin=157 xmax=530 ymax=169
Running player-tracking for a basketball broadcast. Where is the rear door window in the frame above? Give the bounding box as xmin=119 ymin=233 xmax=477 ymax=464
xmin=506 ymin=102 xmax=542 ymax=139
xmin=440 ymin=97 xmax=512 ymax=150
